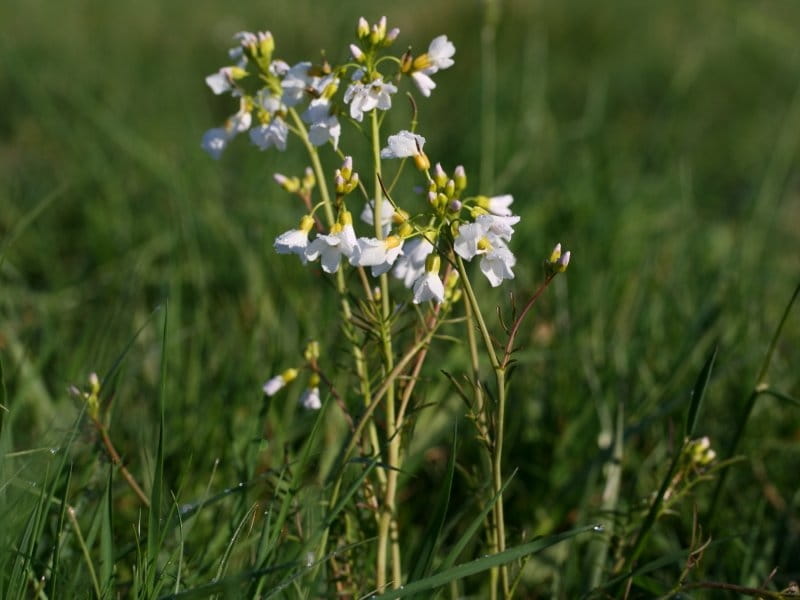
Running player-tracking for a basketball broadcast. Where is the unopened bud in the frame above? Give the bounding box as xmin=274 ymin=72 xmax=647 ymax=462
xmin=334 ymin=173 xmax=347 ymax=194
xmin=424 ymin=253 xmax=441 ymax=274
xmin=427 ymin=191 xmax=438 ymax=206
xmin=434 ymin=163 xmax=448 ymax=188
xmin=357 ymin=17 xmax=370 ymax=39
xmin=400 ymin=50 xmax=413 ymax=74
xmin=274 ymin=173 xmax=301 ymax=193
xmin=349 ymin=44 xmax=365 ymax=62
xmin=556 ymin=251 xmax=571 ymax=273
xmin=413 ymin=151 xmax=431 ymax=172
xmin=384 ymin=27 xmax=400 ymax=45
xmin=448 ymin=199 xmax=462 ymax=212
xmin=548 ymin=243 xmax=562 ymax=263
xmin=445 ymin=179 xmax=455 ymax=197
xmin=340 ymin=156 xmax=353 ymax=180
xmin=454 ymin=165 xmax=467 ymax=191
xmin=302 ymin=167 xmax=315 ymax=190
xmin=304 ymin=340 xmax=320 ymax=361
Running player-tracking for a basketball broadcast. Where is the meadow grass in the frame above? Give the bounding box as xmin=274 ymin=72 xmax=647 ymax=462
xmin=1 ymin=0 xmax=799 ymax=597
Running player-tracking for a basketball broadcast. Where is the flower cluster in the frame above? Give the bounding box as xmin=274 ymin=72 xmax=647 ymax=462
xmin=202 ymin=17 xmax=455 ymax=160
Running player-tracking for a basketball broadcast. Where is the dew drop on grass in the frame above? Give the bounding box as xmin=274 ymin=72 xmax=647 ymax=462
xmin=49 ymin=447 xmax=60 ymax=455
xmin=592 ymin=524 xmax=605 ymax=533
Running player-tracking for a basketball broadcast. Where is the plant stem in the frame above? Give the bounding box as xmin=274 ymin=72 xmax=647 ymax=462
xmin=455 ymin=257 xmax=509 ymax=596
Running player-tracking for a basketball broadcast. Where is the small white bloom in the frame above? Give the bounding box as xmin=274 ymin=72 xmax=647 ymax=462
xmin=475 ymin=213 xmax=520 ymax=243
xmin=453 ymin=222 xmax=489 ymax=261
xmin=426 ymin=35 xmax=455 ymax=72
xmin=393 ymin=237 xmax=434 ymax=288
xmin=303 ymin=99 xmax=341 ymax=149
xmin=480 ymin=246 xmax=516 ymax=287
xmin=299 ymin=387 xmax=321 ymax=410
xmin=343 ymin=77 xmax=398 ymax=122
xmin=205 ymin=67 xmax=235 ymax=95
xmin=304 ymin=223 xmax=357 ymax=273
xmin=274 ymin=215 xmax=315 ymax=263
xmin=263 ymin=368 xmax=298 ymax=396
xmin=487 ymin=194 xmax=513 ymax=216
xmin=281 ymin=61 xmax=312 ymax=107
xmin=249 ymin=117 xmax=289 ymax=151
xmin=380 ymin=130 xmax=426 ymax=159
xmin=360 ymin=199 xmax=395 ymax=237
xmin=412 ymin=271 xmax=445 ymax=304
xmin=410 ymin=71 xmax=436 ymax=97
xmin=201 ymin=127 xmax=232 ymax=160
xmin=350 ymin=236 xmax=404 ymax=276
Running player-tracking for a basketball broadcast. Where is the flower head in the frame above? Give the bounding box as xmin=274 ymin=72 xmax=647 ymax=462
xmin=343 ymin=77 xmax=397 ymax=122
xmin=351 ymin=236 xmax=404 ymax=276
xmin=263 ymin=368 xmax=299 ymax=396
xmin=299 ymin=387 xmax=321 ymax=410
xmin=274 ymin=215 xmax=315 ymax=263
xmin=304 ymin=212 xmax=357 ymax=273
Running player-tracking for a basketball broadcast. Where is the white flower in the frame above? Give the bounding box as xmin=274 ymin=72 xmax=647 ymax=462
xmin=263 ymin=368 xmax=298 ymax=396
xmin=201 ymin=106 xmax=252 ymax=159
xmin=425 ymin=35 xmax=455 ymax=72
xmin=343 ymin=77 xmax=398 ymax=122
xmin=393 ymin=237 xmax=434 ymax=288
xmin=274 ymin=215 xmax=315 ymax=263
xmin=205 ymin=67 xmax=236 ymax=95
xmin=413 ymin=271 xmax=445 ymax=304
xmin=201 ymin=127 xmax=232 ymax=160
xmin=360 ymin=199 xmax=395 ymax=237
xmin=249 ymin=117 xmax=289 ymax=151
xmin=453 ymin=222 xmax=489 ymax=261
xmin=475 ymin=213 xmax=520 ymax=243
xmin=281 ymin=61 xmax=312 ymax=107
xmin=483 ymin=194 xmax=514 ymax=216
xmin=304 ymin=222 xmax=357 ymax=273
xmin=410 ymin=71 xmax=436 ymax=97
xmin=480 ymin=246 xmax=516 ymax=287
xmin=299 ymin=387 xmax=321 ymax=410
xmin=303 ymin=99 xmax=341 ymax=149
xmin=350 ymin=236 xmax=404 ymax=276
xmin=380 ymin=130 xmax=426 ymax=159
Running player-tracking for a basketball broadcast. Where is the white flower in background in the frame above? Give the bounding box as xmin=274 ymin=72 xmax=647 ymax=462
xmin=410 ymin=71 xmax=437 ymax=97
xmin=201 ymin=104 xmax=252 ymax=159
xmin=475 ymin=194 xmax=514 ymax=217
xmin=343 ymin=77 xmax=398 ymax=122
xmin=393 ymin=236 xmax=434 ymax=288
xmin=250 ymin=118 xmax=288 ymax=151
xmin=413 ymin=271 xmax=444 ymax=304
xmin=281 ymin=61 xmax=313 ymax=107
xmin=263 ymin=368 xmax=298 ymax=396
xmin=409 ymin=35 xmax=455 ymax=97
xmin=302 ymin=99 xmax=341 ymax=149
xmin=422 ymin=35 xmax=455 ymax=73
xmin=453 ymin=222 xmax=490 ymax=261
xmin=269 ymin=59 xmax=290 ymax=77
xmin=205 ymin=66 xmax=239 ymax=95
xmin=350 ymin=236 xmax=404 ymax=276
xmin=274 ymin=215 xmax=315 ymax=263
xmin=201 ymin=128 xmax=232 ymax=160
xmin=360 ymin=199 xmax=395 ymax=237
xmin=475 ymin=213 xmax=520 ymax=243
xmin=299 ymin=387 xmax=321 ymax=410
xmin=480 ymin=246 xmax=516 ymax=287
xmin=304 ymin=214 xmax=357 ymax=273
xmin=380 ymin=131 xmax=426 ymax=159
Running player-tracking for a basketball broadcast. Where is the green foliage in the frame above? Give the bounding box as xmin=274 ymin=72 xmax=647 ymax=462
xmin=1 ymin=0 xmax=799 ymax=597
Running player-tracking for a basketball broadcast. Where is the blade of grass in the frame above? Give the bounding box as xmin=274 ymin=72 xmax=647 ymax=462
xmin=100 ymin=466 xmax=114 ymax=594
xmin=707 ymin=281 xmax=800 ymax=522
xmin=376 ymin=524 xmax=598 ymax=599
xmin=407 ymin=425 xmax=457 ymax=588
xmin=685 ymin=343 xmax=718 ymax=438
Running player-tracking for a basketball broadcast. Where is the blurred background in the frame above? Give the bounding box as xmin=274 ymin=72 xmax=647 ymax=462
xmin=2 ymin=0 xmax=799 ymax=594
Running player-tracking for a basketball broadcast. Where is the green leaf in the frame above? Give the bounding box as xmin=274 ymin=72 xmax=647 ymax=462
xmin=377 ymin=525 xmax=598 ymax=599
xmin=407 ymin=426 xmax=457 ymax=588
xmin=685 ymin=342 xmax=718 ymax=438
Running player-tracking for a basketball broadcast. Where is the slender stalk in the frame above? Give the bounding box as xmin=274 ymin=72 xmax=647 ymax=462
xmin=92 ymin=418 xmax=150 ymax=508
xmin=455 ymin=257 xmax=509 ymax=596
xmin=67 ymin=506 xmax=102 ymax=599
xmin=371 ymin=108 xmax=402 ymax=590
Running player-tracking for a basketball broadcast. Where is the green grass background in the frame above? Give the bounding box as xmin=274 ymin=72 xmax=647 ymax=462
xmin=1 ymin=0 xmax=799 ymax=596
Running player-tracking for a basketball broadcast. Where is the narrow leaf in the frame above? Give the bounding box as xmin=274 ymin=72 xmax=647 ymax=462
xmin=685 ymin=342 xmax=718 ymax=438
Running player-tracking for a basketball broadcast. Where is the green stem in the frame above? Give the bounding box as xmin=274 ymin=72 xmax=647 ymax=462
xmin=456 ymin=256 xmax=509 ymax=596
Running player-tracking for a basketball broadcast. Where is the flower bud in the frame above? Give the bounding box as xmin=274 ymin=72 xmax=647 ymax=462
xmin=397 ymin=222 xmax=413 ymax=238
xmin=258 ymin=32 xmax=275 ymax=59
xmin=445 ymin=179 xmax=455 ymax=197
xmin=302 ymin=167 xmax=315 ymax=190
xmin=304 ymin=340 xmax=320 ymax=361
xmin=548 ymin=243 xmax=562 ymax=263
xmin=274 ymin=173 xmax=301 ymax=193
xmin=350 ymin=43 xmax=365 ymax=62
xmin=357 ymin=17 xmax=370 ymax=39
xmin=454 ymin=165 xmax=467 ymax=191
xmin=427 ymin=191 xmax=438 ymax=206
xmin=299 ymin=215 xmax=315 ymax=233
xmin=384 ymin=27 xmax=400 ymax=46
xmin=308 ymin=372 xmax=321 ymax=387
xmin=448 ymin=199 xmax=462 ymax=212
xmin=413 ymin=151 xmax=431 ymax=172
xmin=556 ymin=251 xmax=571 ymax=272
xmin=434 ymin=163 xmax=448 ymax=188
xmin=425 ymin=253 xmax=441 ymax=274
xmin=400 ymin=50 xmax=413 ymax=73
